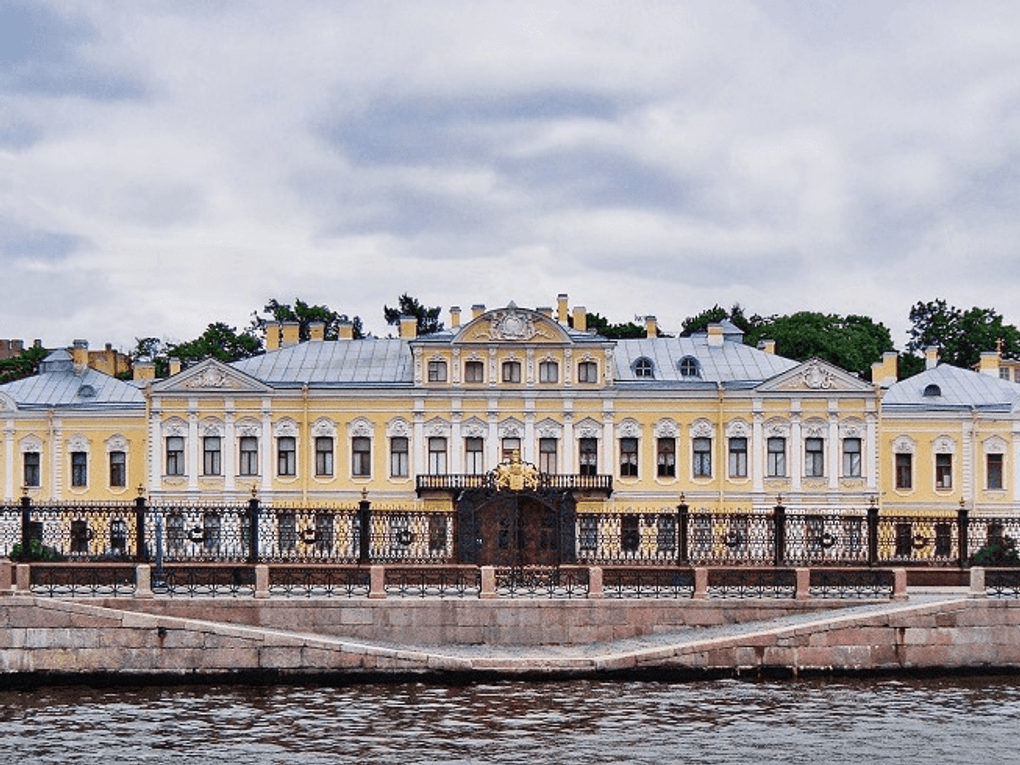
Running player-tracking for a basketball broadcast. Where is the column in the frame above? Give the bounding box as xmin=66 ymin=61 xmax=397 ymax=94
xmin=1012 ymin=424 xmax=1020 ymax=505
xmin=865 ymin=412 xmax=878 ymax=492
xmin=224 ymin=411 xmax=236 ymax=492
xmin=790 ymin=413 xmax=802 ymax=492
xmin=524 ymin=412 xmax=536 ymax=464
xmin=827 ymin=411 xmax=839 ymax=491
xmin=4 ymin=423 xmax=14 ymax=501
xmin=51 ymin=419 xmax=62 ymax=499
xmin=486 ymin=409 xmax=499 ymax=469
xmin=148 ymin=410 xmax=161 ymax=491
xmin=187 ymin=409 xmax=199 ymax=492
xmin=752 ymin=410 xmax=764 ymax=492
xmin=602 ymin=412 xmax=615 ymax=475
xmin=962 ymin=419 xmax=974 ymax=506
xmin=562 ymin=413 xmax=574 ymax=474
xmin=413 ymin=412 xmax=425 ymax=477
xmin=451 ymin=413 xmax=463 ymax=473
xmin=260 ymin=400 xmax=272 ymax=493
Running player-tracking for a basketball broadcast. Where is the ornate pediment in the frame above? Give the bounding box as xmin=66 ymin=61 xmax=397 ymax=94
xmin=453 ymin=304 xmax=571 ymax=344
xmin=151 ymin=358 xmax=271 ymax=394
xmin=758 ymin=358 xmax=874 ymax=394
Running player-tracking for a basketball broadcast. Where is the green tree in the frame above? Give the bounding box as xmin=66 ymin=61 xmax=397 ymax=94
xmin=585 ymin=311 xmax=647 ymax=339
xmin=746 ymin=312 xmax=894 ymax=378
xmin=0 ymin=344 xmax=49 ymax=385
xmin=384 ymin=294 xmax=443 ymax=336
xmin=166 ymin=322 xmax=262 ymax=368
xmin=907 ymin=299 xmax=1020 ymax=369
xmin=255 ymin=298 xmax=364 ymax=341
xmin=680 ymin=304 xmax=760 ymax=337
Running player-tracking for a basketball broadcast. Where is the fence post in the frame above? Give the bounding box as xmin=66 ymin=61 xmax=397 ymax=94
xmin=20 ymin=492 xmax=31 ymax=556
xmin=677 ymin=496 xmax=689 ymax=565
xmin=773 ymin=499 xmax=786 ymax=568
xmin=358 ymin=491 xmax=371 ymax=564
xmin=867 ymin=503 xmax=879 ymax=566
xmin=248 ymin=492 xmax=260 ymax=564
xmin=957 ymin=502 xmax=969 ymax=569
xmin=134 ymin=490 xmax=148 ymax=563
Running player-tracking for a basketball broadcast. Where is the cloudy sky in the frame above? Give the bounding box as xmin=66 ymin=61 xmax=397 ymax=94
xmin=3 ymin=1 xmax=1020 ymax=352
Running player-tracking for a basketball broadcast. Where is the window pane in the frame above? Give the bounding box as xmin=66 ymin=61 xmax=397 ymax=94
xmin=428 ymin=437 xmax=447 ymax=474
xmin=109 ymin=451 xmax=126 ymax=487
xmin=240 ymin=436 xmax=258 ymax=476
xmin=464 ymin=361 xmax=484 ymax=383
xmin=203 ymin=436 xmax=221 ymax=476
xmin=427 ymin=360 xmax=447 ymax=382
xmin=579 ymin=438 xmax=598 ymax=476
xmin=390 ymin=437 xmax=408 ymax=478
xmin=539 ymin=438 xmax=557 ymax=474
xmin=693 ymin=437 xmax=711 ymax=478
xmin=315 ymin=436 xmax=334 ymax=476
xmin=502 ymin=361 xmax=521 ymax=382
xmin=352 ymin=436 xmax=371 ymax=476
xmin=842 ymin=438 xmax=861 ymax=477
xmin=767 ymin=437 xmax=786 ymax=477
xmin=895 ymin=453 xmax=912 ymax=489
xmin=166 ymin=436 xmax=185 ymax=476
xmin=71 ymin=451 xmax=87 ymax=487
xmin=935 ymin=453 xmax=952 ymax=489
xmin=620 ymin=437 xmax=638 ymax=477
xmin=465 ymin=437 xmax=484 ymax=474
xmin=578 ymin=361 xmax=597 ymax=383
xmin=657 ymin=438 xmax=675 ymax=478
xmin=539 ymin=360 xmax=558 ymax=383
xmin=988 ymin=453 xmax=1004 ymax=490
xmin=277 ymin=436 xmax=296 ymax=476
xmin=23 ymin=452 xmax=40 ymax=487
xmin=805 ymin=437 xmax=824 ymax=478
xmin=728 ymin=437 xmax=747 ymax=478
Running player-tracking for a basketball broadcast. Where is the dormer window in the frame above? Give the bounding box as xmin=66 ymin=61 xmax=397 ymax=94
xmin=502 ymin=360 xmax=522 ymax=383
xmin=923 ymin=384 xmax=941 ymax=397
xmin=634 ymin=357 xmax=654 ymax=378
xmin=427 ymin=360 xmax=447 ymax=382
xmin=464 ymin=360 xmax=484 ymax=383
xmin=679 ymin=356 xmax=700 ymax=378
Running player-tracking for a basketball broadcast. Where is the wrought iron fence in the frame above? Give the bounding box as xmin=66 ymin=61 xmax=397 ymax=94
xmin=809 ymin=568 xmax=894 ymax=599
xmin=30 ymin=563 xmax=136 ymax=597
xmin=384 ymin=565 xmax=479 ymax=598
xmin=707 ymin=568 xmax=797 ymax=599
xmin=602 ymin=567 xmax=694 ymax=598
xmin=269 ymin=565 xmax=370 ymax=598
xmin=986 ymin=568 xmax=1020 ymax=598
xmin=494 ymin=566 xmax=589 ymax=598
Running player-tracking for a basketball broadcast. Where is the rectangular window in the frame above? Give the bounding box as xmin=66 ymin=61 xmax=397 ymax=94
xmin=693 ymin=437 xmax=712 ymax=478
xmin=842 ymin=437 xmax=861 ymax=477
xmin=502 ymin=360 xmax=521 ymax=383
xmin=620 ymin=437 xmax=638 ymax=477
xmin=501 ymin=437 xmax=521 ymax=461
xmin=71 ymin=451 xmax=87 ymax=487
xmin=465 ymin=437 xmax=484 ymax=474
xmin=239 ymin=436 xmax=258 ymax=476
xmin=895 ymin=452 xmax=912 ymax=490
xmin=277 ymin=436 xmax=296 ymax=476
xmin=390 ymin=436 xmax=408 ymax=478
xmin=728 ymin=437 xmax=747 ymax=478
xmin=936 ymin=453 xmax=952 ymax=489
xmin=427 ymin=360 xmax=447 ymax=382
xmin=464 ymin=360 xmax=484 ymax=383
xmin=315 ymin=436 xmax=334 ymax=477
xmin=109 ymin=450 xmax=126 ymax=487
xmin=352 ymin=436 xmax=371 ymax=477
xmin=579 ymin=437 xmax=598 ymax=476
xmin=539 ymin=437 xmax=557 ymax=474
xmin=203 ymin=436 xmax=221 ymax=476
xmin=166 ymin=436 xmax=184 ymax=476
xmin=988 ymin=453 xmax=1004 ymax=490
xmin=23 ymin=452 xmax=40 ymax=487
xmin=539 ymin=360 xmax=559 ymax=383
xmin=577 ymin=361 xmax=597 ymax=383
xmin=767 ymin=437 xmax=786 ymax=477
xmin=657 ymin=437 xmax=675 ymax=478
xmin=428 ymin=436 xmax=447 ymax=474
xmin=805 ymin=437 xmax=824 ymax=478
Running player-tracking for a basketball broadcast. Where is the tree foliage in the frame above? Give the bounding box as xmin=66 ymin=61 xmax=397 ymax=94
xmin=384 ymin=294 xmax=443 ymax=336
xmin=132 ymin=323 xmax=262 ymax=377
xmin=0 ymin=344 xmax=49 ymax=385
xmin=680 ymin=304 xmax=760 ymax=337
xmin=255 ymin=298 xmax=364 ymax=341
xmin=585 ymin=311 xmax=647 ymax=339
xmin=906 ymin=299 xmax=1020 ymax=369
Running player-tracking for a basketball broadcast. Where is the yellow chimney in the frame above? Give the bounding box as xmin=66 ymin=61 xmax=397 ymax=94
xmin=979 ymin=351 xmax=1000 ymax=377
xmin=471 ymin=304 xmax=485 ymax=320
xmin=645 ymin=315 xmax=657 ymax=338
xmin=925 ymin=345 xmax=939 ymax=370
xmin=557 ymin=294 xmax=569 ymax=324
xmin=870 ymin=350 xmax=898 ymax=387
xmin=338 ymin=321 xmax=354 ymax=340
xmin=281 ymin=321 xmax=300 ymax=347
xmin=757 ymin=339 xmax=776 ymax=354
xmin=400 ymin=315 xmax=418 ymax=339
xmin=707 ymin=324 xmax=724 ymax=347
xmin=133 ymin=361 xmax=156 ymax=381
xmin=450 ymin=306 xmax=461 ymax=328
xmin=168 ymin=357 xmax=182 ymax=376
xmin=265 ymin=322 xmax=281 ymax=351
xmin=572 ymin=306 xmax=587 ymax=332
xmin=309 ymin=321 xmax=325 ymax=341
xmin=72 ymin=339 xmax=88 ymax=370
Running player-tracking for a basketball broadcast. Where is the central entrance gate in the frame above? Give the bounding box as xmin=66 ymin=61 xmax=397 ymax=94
xmin=456 ymin=487 xmax=577 ymax=566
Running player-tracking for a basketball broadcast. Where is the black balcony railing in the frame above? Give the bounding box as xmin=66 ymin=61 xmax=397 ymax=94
xmin=415 ymin=473 xmax=613 ymax=495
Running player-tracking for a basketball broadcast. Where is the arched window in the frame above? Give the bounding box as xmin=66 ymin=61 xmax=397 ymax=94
xmin=923 ymin=384 xmax=942 ymax=397
xmin=634 ymin=357 xmax=654 ymax=378
xmin=679 ymin=356 xmax=700 ymax=377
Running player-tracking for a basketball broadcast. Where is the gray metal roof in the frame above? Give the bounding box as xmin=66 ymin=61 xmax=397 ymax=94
xmin=614 ymin=337 xmax=798 ymax=385
xmin=883 ymin=364 xmax=1020 ymax=410
xmin=0 ymin=351 xmax=145 ymax=409
xmin=231 ymin=339 xmax=413 ymax=385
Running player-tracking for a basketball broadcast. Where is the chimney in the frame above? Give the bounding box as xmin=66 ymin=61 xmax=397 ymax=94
xmin=281 ymin=321 xmax=300 ymax=347
xmin=871 ymin=350 xmax=898 ymax=387
xmin=338 ymin=321 xmax=354 ymax=340
xmin=309 ymin=321 xmax=325 ymax=341
xmin=557 ymin=294 xmax=569 ymax=324
xmin=72 ymin=339 xmax=88 ymax=369
xmin=12 ymin=339 xmax=24 ymax=353
xmin=707 ymin=324 xmax=724 ymax=347
xmin=645 ymin=315 xmax=657 ymax=338
xmin=168 ymin=357 xmax=182 ymax=376
xmin=537 ymin=306 xmax=553 ymax=319
xmin=979 ymin=350 xmax=1000 ymax=377
xmin=925 ymin=345 xmax=939 ymax=370
xmin=450 ymin=306 xmax=461 ymax=329
xmin=400 ymin=315 xmax=418 ymax=339
xmin=133 ymin=361 xmax=156 ymax=381
xmin=572 ymin=306 xmax=587 ymax=332
xmin=757 ymin=339 xmax=776 ymax=354
xmin=264 ymin=322 xmax=281 ymax=351
xmin=471 ymin=304 xmax=485 ymax=320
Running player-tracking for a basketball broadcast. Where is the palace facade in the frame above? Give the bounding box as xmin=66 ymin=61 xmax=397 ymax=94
xmin=2 ymin=296 xmax=1018 ymax=520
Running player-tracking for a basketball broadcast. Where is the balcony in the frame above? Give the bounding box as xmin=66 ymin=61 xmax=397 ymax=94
xmin=416 ymin=473 xmax=613 ymax=496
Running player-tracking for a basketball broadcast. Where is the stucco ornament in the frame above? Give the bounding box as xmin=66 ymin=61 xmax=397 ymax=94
xmin=801 ymin=362 xmax=834 ymax=390
xmin=493 ymin=450 xmax=540 ymax=491
xmin=186 ymin=367 xmax=228 ymax=388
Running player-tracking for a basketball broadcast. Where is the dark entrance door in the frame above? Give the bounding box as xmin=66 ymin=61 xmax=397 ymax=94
xmin=456 ymin=489 xmax=576 ymax=566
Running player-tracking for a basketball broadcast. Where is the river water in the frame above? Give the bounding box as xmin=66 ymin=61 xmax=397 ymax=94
xmin=2 ymin=676 xmax=1018 ymax=764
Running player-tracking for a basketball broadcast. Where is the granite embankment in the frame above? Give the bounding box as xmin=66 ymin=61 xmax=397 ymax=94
xmin=2 ymin=590 xmax=1019 ymax=681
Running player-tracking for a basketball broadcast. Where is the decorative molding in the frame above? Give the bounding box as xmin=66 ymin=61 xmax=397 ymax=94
xmin=19 ymin=435 xmax=42 ymax=452
xmin=312 ymin=418 xmax=337 ymax=438
xmin=349 ymin=418 xmax=373 ymax=438
xmin=575 ymin=417 xmax=601 ymax=439
xmin=274 ymin=418 xmax=298 ymax=437
xmin=201 ymin=419 xmax=225 ymax=437
xmin=839 ymin=419 xmax=864 ymax=439
xmin=691 ymin=419 xmax=714 ymax=439
xmin=726 ymin=419 xmax=750 ymax=438
xmin=801 ymin=361 xmax=834 ymax=390
xmin=184 ymin=367 xmax=230 ymax=388
xmin=932 ymin=435 xmax=956 ymax=454
xmin=498 ymin=418 xmax=524 ymax=439
xmin=161 ymin=418 xmax=187 ymax=437
xmin=618 ymin=418 xmax=641 ymax=438
xmin=803 ymin=420 xmax=827 ymax=439
xmin=654 ymin=418 xmax=679 ymax=438
xmin=892 ymin=435 xmax=915 ymax=454
xmin=106 ymin=434 xmax=128 ymax=452
xmin=425 ymin=417 xmax=451 ymax=437
xmin=984 ymin=435 xmax=1008 ymax=454
xmin=462 ymin=417 xmax=487 ymax=438
xmin=66 ymin=434 xmax=90 ymax=452
xmin=536 ymin=418 xmax=563 ymax=439
xmin=765 ymin=419 xmax=790 ymax=438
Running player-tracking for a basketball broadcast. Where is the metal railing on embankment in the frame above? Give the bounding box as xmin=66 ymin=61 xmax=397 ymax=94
xmin=4 ymin=496 xmax=1020 ymax=569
